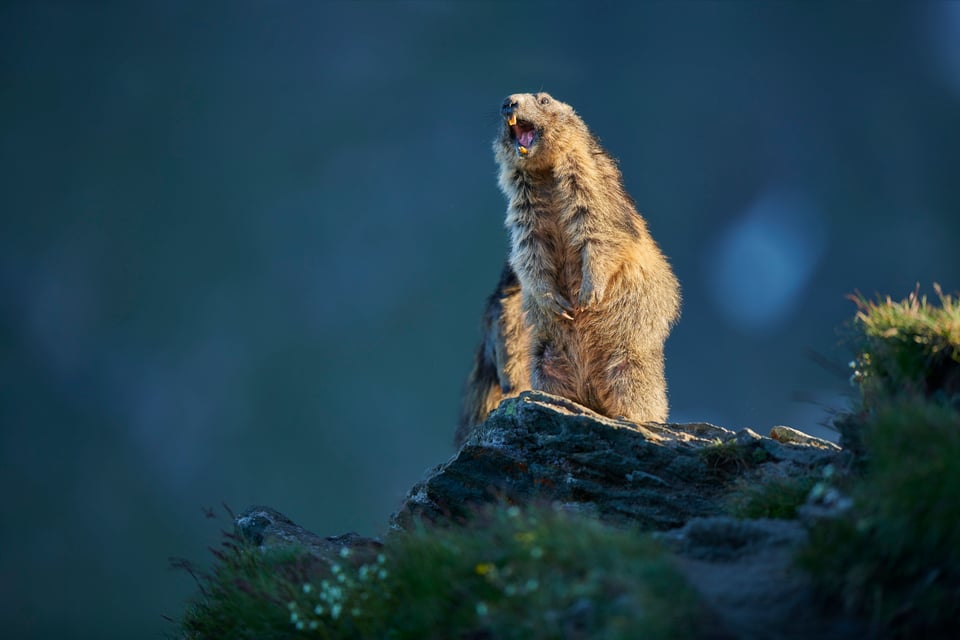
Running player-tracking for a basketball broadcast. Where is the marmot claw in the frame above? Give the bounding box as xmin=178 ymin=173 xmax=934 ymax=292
xmin=542 ymin=291 xmax=575 ymax=320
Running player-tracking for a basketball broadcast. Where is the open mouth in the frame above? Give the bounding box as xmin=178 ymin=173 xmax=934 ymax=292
xmin=506 ymin=113 xmax=537 ymax=155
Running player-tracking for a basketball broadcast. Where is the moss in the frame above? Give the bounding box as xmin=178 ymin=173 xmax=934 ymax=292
xmin=180 ymin=504 xmax=706 ymax=639
xmin=725 ymin=474 xmax=816 ymax=520
xmin=799 ymin=400 xmax=960 ymax=637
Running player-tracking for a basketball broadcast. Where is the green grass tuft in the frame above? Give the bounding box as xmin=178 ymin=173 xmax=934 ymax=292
xmin=178 ymin=533 xmax=338 ymax=639
xmin=726 ymin=475 xmax=816 ymax=520
xmin=698 ymin=438 xmax=753 ymax=478
xmin=799 ymin=400 xmax=960 ymax=636
xmin=179 ymin=504 xmax=706 ymax=639
xmin=849 ymin=284 xmax=960 ymax=408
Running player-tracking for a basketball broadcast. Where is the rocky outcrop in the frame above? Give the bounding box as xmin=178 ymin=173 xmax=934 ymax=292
xmin=393 ymin=391 xmax=839 ymax=530
xmin=232 ymin=391 xmax=852 ymax=639
xmin=236 ymin=391 xmax=841 ymax=549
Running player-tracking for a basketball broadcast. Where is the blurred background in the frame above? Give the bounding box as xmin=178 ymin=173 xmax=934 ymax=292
xmin=2 ymin=1 xmax=958 ymax=637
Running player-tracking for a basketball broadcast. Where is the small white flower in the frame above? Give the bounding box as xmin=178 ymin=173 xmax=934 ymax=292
xmin=377 ymin=569 xmax=388 ymax=580
xmin=810 ymin=482 xmax=827 ymax=502
xmin=339 ymin=546 xmax=351 ymax=558
xmin=314 ymin=604 xmax=325 ymax=615
xmin=331 ymin=563 xmax=341 ymax=574
xmin=377 ymin=553 xmax=386 ymax=565
xmin=530 ymin=546 xmax=544 ymax=559
xmin=331 ymin=603 xmax=343 ymax=620
xmin=476 ymin=602 xmax=489 ymax=617
xmin=506 ymin=506 xmax=521 ymax=518
xmin=302 ymin=583 xmax=313 ymax=594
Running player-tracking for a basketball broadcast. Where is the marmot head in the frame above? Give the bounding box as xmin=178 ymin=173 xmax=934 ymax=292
xmin=494 ymin=92 xmax=583 ymax=171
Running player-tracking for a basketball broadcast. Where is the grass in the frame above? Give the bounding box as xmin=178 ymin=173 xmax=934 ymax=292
xmin=725 ymin=474 xmax=816 ymax=520
xmin=179 ymin=504 xmax=706 ymax=639
xmin=177 ymin=537 xmax=334 ymax=639
xmin=848 ymin=284 xmax=960 ymax=408
xmin=698 ymin=438 xmax=756 ymax=478
xmin=799 ymin=401 xmax=960 ymax=637
xmin=799 ymin=285 xmax=960 ymax=637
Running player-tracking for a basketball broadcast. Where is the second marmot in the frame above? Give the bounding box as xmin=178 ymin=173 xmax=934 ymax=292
xmin=457 ymin=92 xmax=680 ymax=445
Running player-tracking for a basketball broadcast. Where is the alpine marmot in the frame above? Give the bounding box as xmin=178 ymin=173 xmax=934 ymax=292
xmin=456 ymin=92 xmax=680 ymax=446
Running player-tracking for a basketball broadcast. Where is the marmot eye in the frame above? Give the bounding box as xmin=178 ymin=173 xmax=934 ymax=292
xmin=539 ymin=96 xmax=551 ymax=105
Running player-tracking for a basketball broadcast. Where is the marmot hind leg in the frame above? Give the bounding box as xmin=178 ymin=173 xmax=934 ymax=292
xmin=595 ymin=350 xmax=669 ymax=424
xmin=530 ymin=339 xmax=579 ymax=400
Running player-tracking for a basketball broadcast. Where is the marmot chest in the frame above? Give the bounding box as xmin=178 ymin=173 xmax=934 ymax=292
xmin=518 ymin=196 xmax=584 ymax=302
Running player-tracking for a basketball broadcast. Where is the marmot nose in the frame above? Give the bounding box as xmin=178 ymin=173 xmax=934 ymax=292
xmin=501 ymin=97 xmax=519 ymax=115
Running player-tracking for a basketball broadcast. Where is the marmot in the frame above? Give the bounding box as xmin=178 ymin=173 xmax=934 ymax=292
xmin=456 ymin=92 xmax=680 ymax=446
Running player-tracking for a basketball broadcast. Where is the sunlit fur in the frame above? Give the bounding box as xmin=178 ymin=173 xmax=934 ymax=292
xmin=492 ymin=92 xmax=680 ymax=427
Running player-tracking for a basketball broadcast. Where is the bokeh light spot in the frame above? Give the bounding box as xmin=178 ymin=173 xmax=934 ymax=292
xmin=707 ymin=189 xmax=826 ymax=333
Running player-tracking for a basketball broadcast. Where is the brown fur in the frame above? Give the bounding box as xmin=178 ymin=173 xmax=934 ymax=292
xmin=456 ymin=92 xmax=680 ymax=446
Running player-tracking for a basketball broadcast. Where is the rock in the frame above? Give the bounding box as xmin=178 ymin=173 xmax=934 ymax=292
xmin=769 ymin=425 xmax=841 ymax=450
xmin=235 ymin=505 xmax=382 ymax=560
xmin=391 ymin=391 xmax=839 ymax=530
xmin=232 ymin=391 xmax=842 ymax=552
